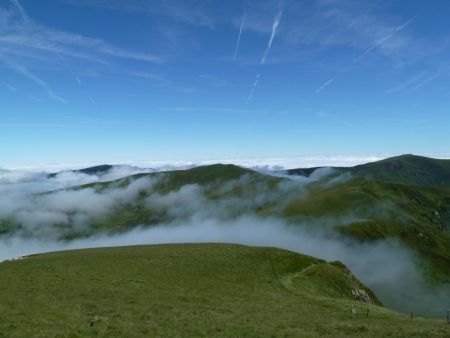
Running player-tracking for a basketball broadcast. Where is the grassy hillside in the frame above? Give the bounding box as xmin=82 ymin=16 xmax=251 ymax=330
xmin=0 ymin=244 xmax=447 ymax=337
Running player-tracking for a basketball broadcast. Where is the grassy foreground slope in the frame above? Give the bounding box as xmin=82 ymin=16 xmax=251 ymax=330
xmin=0 ymin=244 xmax=447 ymax=338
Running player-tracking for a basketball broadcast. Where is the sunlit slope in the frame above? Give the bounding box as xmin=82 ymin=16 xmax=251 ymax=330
xmin=0 ymin=244 xmax=446 ymax=337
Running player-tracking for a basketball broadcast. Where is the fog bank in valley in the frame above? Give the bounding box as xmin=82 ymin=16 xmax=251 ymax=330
xmin=0 ymin=165 xmax=447 ymax=318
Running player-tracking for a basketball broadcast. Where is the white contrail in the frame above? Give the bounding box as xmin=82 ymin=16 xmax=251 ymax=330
xmin=233 ymin=13 xmax=246 ymax=61
xmin=261 ymin=11 xmax=283 ymax=64
xmin=355 ymin=17 xmax=415 ymax=62
xmin=246 ymin=73 xmax=261 ymax=103
xmin=315 ymin=78 xmax=334 ymax=94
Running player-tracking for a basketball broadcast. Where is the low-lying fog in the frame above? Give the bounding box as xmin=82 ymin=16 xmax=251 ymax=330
xmin=0 ymin=165 xmax=447 ymax=318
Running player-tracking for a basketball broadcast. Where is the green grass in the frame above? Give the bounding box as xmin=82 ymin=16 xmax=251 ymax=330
xmin=0 ymin=244 xmax=448 ymax=337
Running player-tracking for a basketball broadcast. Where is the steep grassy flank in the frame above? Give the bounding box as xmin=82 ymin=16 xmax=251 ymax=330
xmin=0 ymin=244 xmax=447 ymax=337
xmin=284 ymin=178 xmax=450 ymax=281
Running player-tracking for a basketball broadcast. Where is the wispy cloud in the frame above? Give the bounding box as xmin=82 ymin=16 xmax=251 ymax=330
xmin=387 ymin=70 xmax=439 ymax=94
xmin=233 ymin=12 xmax=245 ymax=62
xmin=0 ymin=0 xmax=162 ymax=68
xmin=355 ymin=17 xmax=415 ymax=62
xmin=244 ymin=10 xmax=283 ymax=103
xmin=0 ymin=0 xmax=168 ymax=103
xmin=246 ymin=73 xmax=261 ymax=103
xmin=59 ymin=0 xmax=215 ymax=28
xmin=237 ymin=0 xmax=420 ymax=66
xmin=0 ymin=53 xmax=66 ymax=103
xmin=315 ymin=78 xmax=334 ymax=94
xmin=87 ymin=95 xmax=97 ymax=105
xmin=162 ymin=106 xmax=270 ymax=115
xmin=261 ymin=11 xmax=282 ymax=64
xmin=197 ymin=74 xmax=228 ymax=87
xmin=9 ymin=0 xmax=29 ymax=23
xmin=125 ymin=71 xmax=170 ymax=86
xmin=26 ymin=94 xmax=42 ymax=102
xmin=2 ymin=81 xmax=17 ymax=91
xmin=317 ymin=110 xmax=357 ymax=127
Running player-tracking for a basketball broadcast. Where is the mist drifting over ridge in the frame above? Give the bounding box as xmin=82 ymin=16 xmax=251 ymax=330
xmin=0 ymin=162 xmax=448 ymax=318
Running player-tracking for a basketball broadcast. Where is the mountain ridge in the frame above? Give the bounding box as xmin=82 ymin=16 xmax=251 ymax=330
xmin=287 ymin=154 xmax=450 ymax=188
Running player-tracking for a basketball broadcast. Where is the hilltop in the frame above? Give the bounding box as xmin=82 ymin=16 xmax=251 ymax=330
xmin=0 ymin=244 xmax=447 ymax=337
xmin=287 ymin=154 xmax=450 ymax=188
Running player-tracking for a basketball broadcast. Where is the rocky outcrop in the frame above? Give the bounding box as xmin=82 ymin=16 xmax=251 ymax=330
xmin=351 ymin=288 xmax=373 ymax=303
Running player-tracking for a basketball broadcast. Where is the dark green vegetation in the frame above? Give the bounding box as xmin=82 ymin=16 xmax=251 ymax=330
xmin=0 ymin=244 xmax=447 ymax=337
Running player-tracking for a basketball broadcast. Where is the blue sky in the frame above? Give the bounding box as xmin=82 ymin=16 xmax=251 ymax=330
xmin=0 ymin=0 xmax=449 ymax=166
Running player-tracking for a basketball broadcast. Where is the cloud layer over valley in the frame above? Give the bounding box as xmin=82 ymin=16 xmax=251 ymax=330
xmin=0 ymin=164 xmax=448 ymax=318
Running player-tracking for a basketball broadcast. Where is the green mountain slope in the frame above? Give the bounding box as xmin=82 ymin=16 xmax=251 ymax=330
xmin=0 ymin=244 xmax=446 ymax=337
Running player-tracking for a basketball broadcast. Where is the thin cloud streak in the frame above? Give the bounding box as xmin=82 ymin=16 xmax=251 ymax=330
xmin=233 ymin=12 xmax=245 ymax=61
xmin=87 ymin=94 xmax=97 ymax=105
xmin=315 ymin=78 xmax=334 ymax=94
xmin=9 ymin=0 xmax=30 ymax=23
xmin=355 ymin=17 xmax=415 ymax=62
xmin=2 ymin=81 xmax=17 ymax=91
xmin=387 ymin=70 xmax=439 ymax=94
xmin=0 ymin=0 xmax=163 ymax=66
xmin=0 ymin=53 xmax=66 ymax=103
xmin=245 ymin=10 xmax=282 ymax=103
xmin=246 ymin=73 xmax=260 ymax=103
xmin=261 ymin=11 xmax=282 ymax=64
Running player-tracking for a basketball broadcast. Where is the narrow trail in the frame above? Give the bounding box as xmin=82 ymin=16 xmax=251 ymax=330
xmin=265 ymin=249 xmax=292 ymax=294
